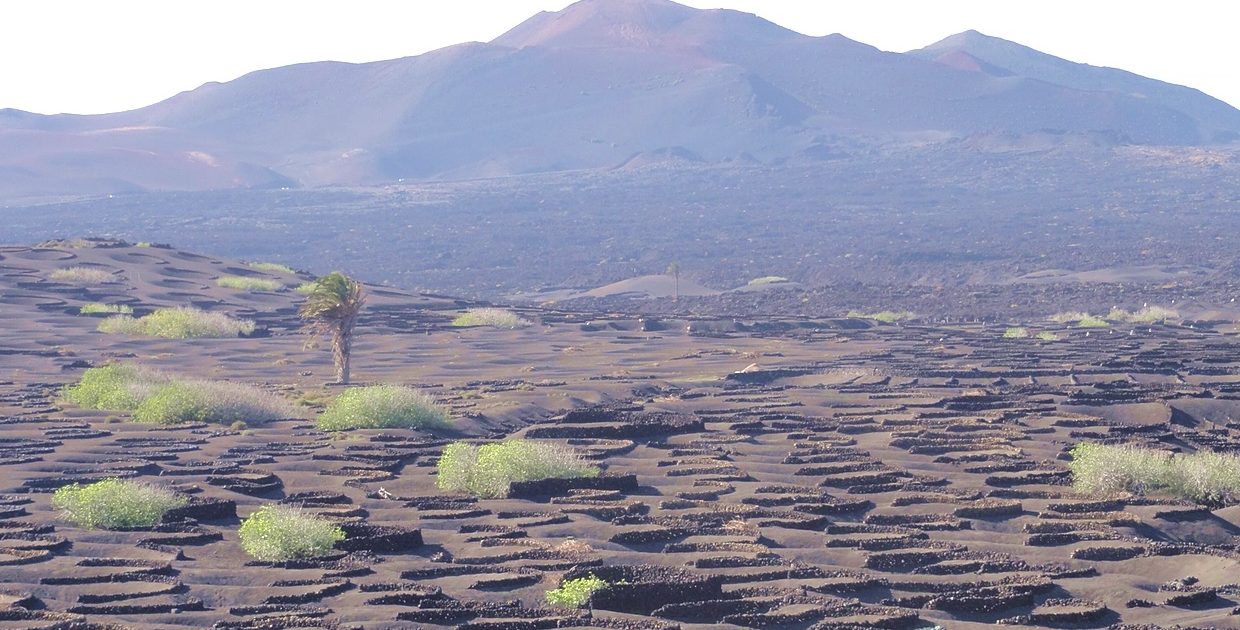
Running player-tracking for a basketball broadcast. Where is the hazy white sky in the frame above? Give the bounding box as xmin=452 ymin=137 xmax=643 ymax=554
xmin=3 ymin=0 xmax=1236 ymax=115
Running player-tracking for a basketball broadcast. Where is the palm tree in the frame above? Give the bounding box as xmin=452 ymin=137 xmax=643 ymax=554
xmin=299 ymin=272 xmax=366 ymax=384
xmin=666 ymin=262 xmax=680 ymax=301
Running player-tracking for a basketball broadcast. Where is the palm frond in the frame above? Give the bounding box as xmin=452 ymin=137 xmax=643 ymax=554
xmin=298 ymin=272 xmax=365 ymax=323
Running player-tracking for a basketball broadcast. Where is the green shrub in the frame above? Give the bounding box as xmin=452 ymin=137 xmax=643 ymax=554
xmin=1049 ymin=311 xmax=1113 ymax=328
xmin=317 ymin=384 xmax=450 ymax=431
xmin=294 ymin=281 xmax=317 ymax=295
xmin=873 ymin=311 xmax=915 ymax=323
xmin=247 ymin=262 xmax=296 ymax=274
xmin=435 ymin=442 xmax=480 ymax=495
xmin=847 ymin=310 xmax=914 ymax=323
xmin=238 ymin=505 xmax=345 ymax=561
xmin=97 ymin=316 xmax=145 ymax=336
xmin=1069 ymin=443 xmax=1165 ymax=497
xmin=97 ymin=307 xmax=255 ymax=338
xmin=133 ymin=380 xmax=297 ymax=425
xmin=52 ymin=478 xmax=186 ymax=529
xmin=436 ymin=440 xmax=600 ymax=498
xmin=452 ymin=308 xmax=532 ymax=329
xmin=747 ymin=276 xmax=789 ymax=286
xmin=1076 ymin=315 xmax=1110 ymax=328
xmin=62 ymin=364 xmax=169 ymax=411
xmin=217 ymin=276 xmax=283 ymax=291
xmin=1036 ymin=331 xmax=1061 ymax=341
xmin=1049 ymin=311 xmax=1090 ymax=323
xmin=79 ymin=303 xmax=134 ymax=315
xmin=1109 ymin=306 xmax=1179 ymax=323
xmin=63 ymin=364 xmax=296 ymax=425
xmin=1003 ymin=327 xmax=1028 ymax=338
xmin=1069 ymin=443 xmax=1240 ymax=505
xmin=545 ymin=575 xmax=608 ymax=609
xmin=49 ymin=266 xmax=114 ymax=284
xmin=1128 ymin=306 xmax=1179 ymax=323
xmin=1172 ymin=451 xmax=1240 ymax=504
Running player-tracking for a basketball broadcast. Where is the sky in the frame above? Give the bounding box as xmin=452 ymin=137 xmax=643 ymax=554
xmin=2 ymin=0 xmax=1236 ymax=115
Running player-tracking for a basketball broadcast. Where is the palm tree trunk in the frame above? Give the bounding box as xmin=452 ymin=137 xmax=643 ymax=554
xmin=333 ymin=328 xmax=352 ymax=384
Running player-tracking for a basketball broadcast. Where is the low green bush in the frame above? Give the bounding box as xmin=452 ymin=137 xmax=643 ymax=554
xmin=1069 ymin=443 xmax=1166 ymax=497
xmin=97 ymin=307 xmax=255 ymax=338
xmin=847 ymin=310 xmax=914 ymax=323
xmin=436 ymin=440 xmax=599 ymax=498
xmin=217 ymin=276 xmax=283 ymax=291
xmin=452 ymin=308 xmax=532 ymax=329
xmin=435 ymin=442 xmax=480 ymax=495
xmin=317 ymin=384 xmax=450 ymax=431
xmin=1049 ymin=311 xmax=1090 ymax=323
xmin=63 ymin=364 xmax=296 ymax=425
xmin=1076 ymin=315 xmax=1110 ymax=328
xmin=1048 ymin=311 xmax=1112 ymax=328
xmin=1127 ymin=306 xmax=1178 ymax=323
xmin=247 ymin=262 xmax=295 ymax=274
xmin=294 ymin=281 xmax=317 ymax=295
xmin=1003 ymin=327 xmax=1028 ymax=338
xmin=1109 ymin=306 xmax=1179 ymax=324
xmin=1069 ymin=442 xmax=1240 ymax=505
xmin=63 ymin=364 xmax=168 ymax=411
xmin=545 ymin=574 xmax=608 ymax=609
xmin=49 ymin=266 xmax=114 ymax=284
xmin=747 ymin=276 xmax=789 ymax=286
xmin=238 ymin=505 xmax=345 ymax=561
xmin=1036 ymin=331 xmax=1061 ymax=341
xmin=97 ymin=316 xmax=145 ymax=336
xmin=79 ymin=303 xmax=134 ymax=315
xmin=52 ymin=478 xmax=185 ymax=529
xmin=134 ymin=380 xmax=297 ymax=425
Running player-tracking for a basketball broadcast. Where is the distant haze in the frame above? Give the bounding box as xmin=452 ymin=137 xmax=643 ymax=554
xmin=3 ymin=0 xmax=1237 ymax=115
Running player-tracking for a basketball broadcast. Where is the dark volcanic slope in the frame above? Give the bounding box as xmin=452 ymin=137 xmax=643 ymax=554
xmin=5 ymin=143 xmax=1240 ymax=320
xmin=6 ymin=240 xmax=1240 ymax=629
xmin=2 ymin=0 xmax=1238 ymax=196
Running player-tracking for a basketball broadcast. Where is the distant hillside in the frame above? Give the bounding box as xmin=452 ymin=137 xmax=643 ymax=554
xmin=908 ymin=30 xmax=1240 ymax=144
xmin=1 ymin=0 xmax=1238 ymax=197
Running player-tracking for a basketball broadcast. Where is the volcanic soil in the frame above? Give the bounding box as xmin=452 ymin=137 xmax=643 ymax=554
xmin=3 ymin=240 xmax=1240 ymax=629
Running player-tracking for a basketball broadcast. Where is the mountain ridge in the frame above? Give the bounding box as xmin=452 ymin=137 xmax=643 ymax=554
xmin=910 ymin=29 xmax=1240 ymax=141
xmin=1 ymin=0 xmax=1237 ymax=198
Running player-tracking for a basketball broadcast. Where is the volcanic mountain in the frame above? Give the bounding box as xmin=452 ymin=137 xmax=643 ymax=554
xmin=2 ymin=0 xmax=1238 ymax=197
